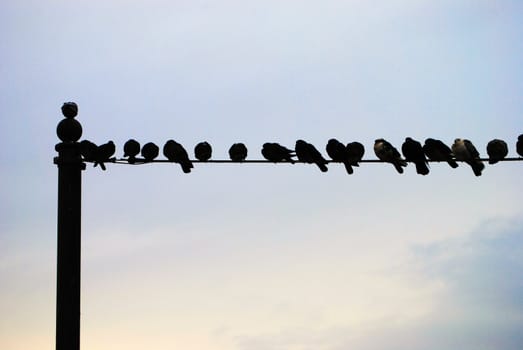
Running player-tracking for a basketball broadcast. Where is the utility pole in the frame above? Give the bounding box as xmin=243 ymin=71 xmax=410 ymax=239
xmin=51 ymin=102 xmax=522 ymax=349
xmin=54 ymin=103 xmax=84 ymax=350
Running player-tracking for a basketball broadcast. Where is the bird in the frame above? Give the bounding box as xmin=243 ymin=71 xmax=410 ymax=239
xmin=94 ymin=141 xmax=115 ymax=171
xmin=123 ymin=139 xmax=140 ymax=164
xmin=374 ymin=139 xmax=407 ymax=173
xmin=61 ymin=102 xmax=78 ymax=118
xmin=261 ymin=143 xmax=295 ymax=163
xmin=486 ymin=139 xmax=508 ymax=164
xmin=423 ymin=138 xmax=458 ymax=168
xmin=517 ymin=134 xmax=523 ymax=157
xmin=79 ymin=140 xmax=98 ymax=162
xmin=295 ymin=139 xmax=328 ymax=172
xmin=326 ymin=138 xmax=352 ymax=174
xmin=194 ymin=141 xmax=212 ymax=161
xmin=163 ymin=140 xmax=193 ymax=173
xmin=346 ymin=142 xmax=365 ymax=168
xmin=141 ymin=142 xmax=159 ymax=162
xmin=402 ymin=137 xmax=429 ymax=175
xmin=229 ymin=143 xmax=248 ymax=161
xmin=451 ymin=138 xmax=484 ymax=176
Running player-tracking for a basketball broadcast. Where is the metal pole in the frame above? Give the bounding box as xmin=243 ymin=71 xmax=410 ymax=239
xmin=54 ymin=103 xmax=85 ymax=350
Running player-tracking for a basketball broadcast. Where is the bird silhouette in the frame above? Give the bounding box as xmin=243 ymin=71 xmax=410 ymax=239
xmin=229 ymin=143 xmax=248 ymax=162
xmin=79 ymin=140 xmax=98 ymax=162
xmin=163 ymin=140 xmax=193 ymax=173
xmin=517 ymin=134 xmax=523 ymax=157
xmin=452 ymin=138 xmax=484 ymax=176
xmin=61 ymin=102 xmax=78 ymax=118
xmin=194 ymin=141 xmax=212 ymax=161
xmin=326 ymin=139 xmax=352 ymax=174
xmin=402 ymin=137 xmax=429 ymax=175
xmin=123 ymin=139 xmax=140 ymax=164
xmin=94 ymin=141 xmax=115 ymax=171
xmin=374 ymin=139 xmax=407 ymax=173
xmin=346 ymin=142 xmax=365 ymax=168
xmin=141 ymin=142 xmax=159 ymax=162
xmin=423 ymin=138 xmax=458 ymax=168
xmin=486 ymin=139 xmax=508 ymax=164
xmin=261 ymin=143 xmax=295 ymax=163
xmin=295 ymin=140 xmax=328 ymax=172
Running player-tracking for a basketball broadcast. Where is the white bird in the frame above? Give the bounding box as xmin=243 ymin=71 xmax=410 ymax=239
xmin=451 ymin=138 xmax=484 ymax=176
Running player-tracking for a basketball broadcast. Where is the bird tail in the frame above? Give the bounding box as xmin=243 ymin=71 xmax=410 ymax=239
xmin=393 ymin=162 xmax=404 ymax=174
xmin=343 ymin=161 xmax=354 ymax=174
xmin=94 ymin=162 xmax=106 ymax=171
xmin=181 ymin=161 xmax=193 ymax=174
xmin=415 ymin=162 xmax=429 ymax=175
xmin=316 ymin=162 xmax=328 ymax=172
xmin=447 ymin=159 xmax=459 ymax=168
xmin=470 ymin=161 xmax=485 ymax=176
xmin=488 ymin=158 xmax=499 ymax=165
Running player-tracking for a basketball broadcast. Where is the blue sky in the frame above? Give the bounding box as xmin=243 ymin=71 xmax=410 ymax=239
xmin=1 ymin=1 xmax=522 ymax=349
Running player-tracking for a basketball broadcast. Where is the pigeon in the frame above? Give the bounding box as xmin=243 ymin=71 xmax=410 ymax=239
xmin=374 ymin=139 xmax=407 ymax=174
xmin=486 ymin=139 xmax=508 ymax=164
xmin=295 ymin=139 xmax=328 ymax=172
xmin=423 ymin=138 xmax=458 ymax=168
xmin=123 ymin=139 xmax=140 ymax=164
xmin=61 ymin=102 xmax=78 ymax=118
xmin=401 ymin=137 xmax=429 ymax=175
xmin=229 ymin=143 xmax=248 ymax=162
xmin=451 ymin=138 xmax=484 ymax=176
xmin=346 ymin=142 xmax=365 ymax=167
xmin=326 ymin=138 xmax=353 ymax=174
xmin=261 ymin=143 xmax=295 ymax=163
xmin=194 ymin=141 xmax=212 ymax=161
xmin=141 ymin=142 xmax=159 ymax=162
xmin=79 ymin=140 xmax=98 ymax=162
xmin=94 ymin=141 xmax=115 ymax=171
xmin=517 ymin=134 xmax=523 ymax=157
xmin=163 ymin=140 xmax=193 ymax=173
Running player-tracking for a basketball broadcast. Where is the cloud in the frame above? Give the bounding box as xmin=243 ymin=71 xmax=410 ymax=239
xmin=233 ymin=218 xmax=523 ymax=350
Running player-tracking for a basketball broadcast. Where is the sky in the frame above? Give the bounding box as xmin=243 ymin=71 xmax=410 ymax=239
xmin=1 ymin=0 xmax=522 ymax=349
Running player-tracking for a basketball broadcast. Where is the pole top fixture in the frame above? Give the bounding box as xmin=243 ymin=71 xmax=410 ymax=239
xmin=57 ymin=102 xmax=82 ymax=142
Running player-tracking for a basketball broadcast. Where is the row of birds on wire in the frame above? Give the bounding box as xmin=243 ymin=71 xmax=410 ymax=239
xmin=78 ymin=135 xmax=523 ymax=176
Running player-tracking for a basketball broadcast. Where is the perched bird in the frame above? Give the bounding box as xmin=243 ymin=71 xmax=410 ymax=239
xmin=517 ymin=134 xmax=523 ymax=157
xmin=423 ymin=138 xmax=458 ymax=168
xmin=141 ymin=142 xmax=159 ymax=162
xmin=374 ymin=139 xmax=407 ymax=174
xmin=94 ymin=141 xmax=115 ymax=171
xmin=451 ymin=138 xmax=484 ymax=176
xmin=261 ymin=143 xmax=295 ymax=163
xmin=123 ymin=139 xmax=140 ymax=164
xmin=346 ymin=142 xmax=365 ymax=167
xmin=229 ymin=143 xmax=248 ymax=162
xmin=163 ymin=140 xmax=193 ymax=173
xmin=295 ymin=139 xmax=328 ymax=172
xmin=194 ymin=141 xmax=212 ymax=161
xmin=402 ymin=137 xmax=429 ymax=175
xmin=326 ymin=138 xmax=353 ymax=174
xmin=79 ymin=140 xmax=98 ymax=162
xmin=486 ymin=139 xmax=508 ymax=164
xmin=61 ymin=102 xmax=78 ymax=118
